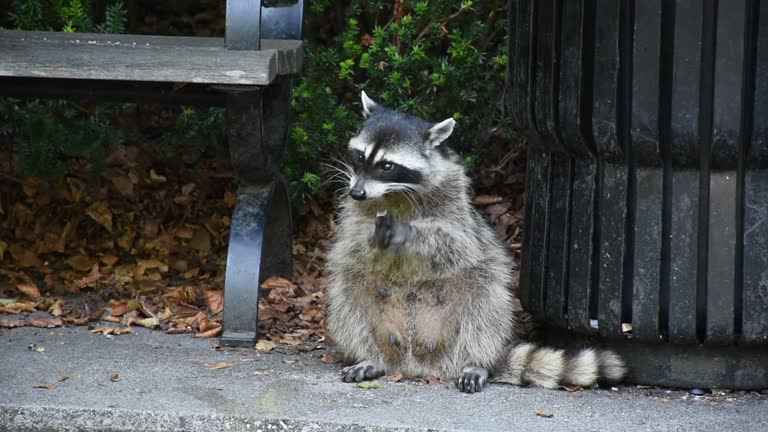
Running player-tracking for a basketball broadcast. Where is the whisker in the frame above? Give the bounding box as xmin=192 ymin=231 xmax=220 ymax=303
xmin=320 ymin=158 xmax=354 ymax=192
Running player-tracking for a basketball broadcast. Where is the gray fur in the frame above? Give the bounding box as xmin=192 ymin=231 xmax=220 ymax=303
xmin=326 ymin=94 xmax=626 ymax=393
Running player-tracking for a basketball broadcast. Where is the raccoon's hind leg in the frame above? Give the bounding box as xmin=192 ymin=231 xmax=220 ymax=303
xmin=457 ymin=367 xmax=489 ymax=393
xmin=341 ymin=360 xmax=386 ymax=382
xmin=327 ymin=273 xmax=392 ymax=384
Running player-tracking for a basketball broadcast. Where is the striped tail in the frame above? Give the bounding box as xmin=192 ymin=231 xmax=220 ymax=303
xmin=493 ymin=343 xmax=626 ymax=389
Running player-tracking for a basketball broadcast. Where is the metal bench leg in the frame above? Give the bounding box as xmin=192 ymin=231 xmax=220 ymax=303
xmin=219 ymin=86 xmax=293 ymax=347
xmin=221 ymin=180 xmax=292 ymax=346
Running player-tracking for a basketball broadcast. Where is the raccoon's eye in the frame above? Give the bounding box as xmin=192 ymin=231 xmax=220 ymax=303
xmin=381 ymin=162 xmax=394 ymax=172
xmin=356 ymin=153 xmax=365 ymax=164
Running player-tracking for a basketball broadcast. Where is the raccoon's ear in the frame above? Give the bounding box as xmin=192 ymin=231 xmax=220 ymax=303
xmin=361 ymin=91 xmax=378 ymax=118
xmin=427 ymin=118 xmax=456 ymax=148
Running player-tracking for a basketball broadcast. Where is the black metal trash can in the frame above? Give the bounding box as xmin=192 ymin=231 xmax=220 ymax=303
xmin=507 ymin=0 xmax=768 ymax=388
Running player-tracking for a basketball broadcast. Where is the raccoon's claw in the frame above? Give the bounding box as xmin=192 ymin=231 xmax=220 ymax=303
xmin=457 ymin=367 xmax=488 ymax=394
xmin=374 ymin=210 xmax=413 ymax=249
xmin=374 ymin=211 xmax=394 ymax=248
xmin=341 ymin=360 xmax=385 ymax=383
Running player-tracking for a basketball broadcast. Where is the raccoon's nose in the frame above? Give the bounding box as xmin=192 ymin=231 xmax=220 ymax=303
xmin=350 ymin=188 xmax=367 ymax=201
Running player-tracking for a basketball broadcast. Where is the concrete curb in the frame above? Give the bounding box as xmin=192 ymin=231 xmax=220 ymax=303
xmin=1 ymin=326 xmax=766 ymax=432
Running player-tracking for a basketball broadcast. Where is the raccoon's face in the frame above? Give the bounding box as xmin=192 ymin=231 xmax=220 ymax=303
xmin=346 ymin=92 xmax=456 ymax=201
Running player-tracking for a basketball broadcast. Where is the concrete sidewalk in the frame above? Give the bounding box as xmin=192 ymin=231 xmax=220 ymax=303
xmin=0 ymin=326 xmax=765 ymax=432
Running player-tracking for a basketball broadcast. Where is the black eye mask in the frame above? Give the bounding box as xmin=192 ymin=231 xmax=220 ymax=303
xmin=348 ymin=148 xmax=423 ymax=186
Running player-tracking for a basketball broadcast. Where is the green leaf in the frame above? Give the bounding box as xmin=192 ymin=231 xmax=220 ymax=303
xmin=301 ymin=172 xmax=321 ymax=190
xmin=357 ymin=381 xmax=381 ymax=390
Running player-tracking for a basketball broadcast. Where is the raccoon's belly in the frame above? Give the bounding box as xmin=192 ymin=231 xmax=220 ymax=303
xmin=369 ymin=285 xmax=458 ymax=376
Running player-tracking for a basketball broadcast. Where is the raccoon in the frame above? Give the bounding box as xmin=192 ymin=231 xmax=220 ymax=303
xmin=325 ymin=92 xmax=625 ymax=393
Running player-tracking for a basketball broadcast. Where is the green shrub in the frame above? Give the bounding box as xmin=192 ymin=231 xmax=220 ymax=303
xmin=159 ymin=106 xmax=227 ymax=160
xmin=2 ymin=0 xmax=129 ymax=179
xmin=0 ymin=99 xmax=123 ymax=178
xmin=10 ymin=0 xmax=126 ymax=33
xmin=288 ymin=0 xmax=511 ymax=201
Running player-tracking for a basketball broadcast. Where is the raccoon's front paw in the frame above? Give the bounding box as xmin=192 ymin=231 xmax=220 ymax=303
xmin=457 ymin=367 xmax=489 ymax=394
xmin=374 ymin=211 xmax=413 ymax=249
xmin=341 ymin=360 xmax=385 ymax=383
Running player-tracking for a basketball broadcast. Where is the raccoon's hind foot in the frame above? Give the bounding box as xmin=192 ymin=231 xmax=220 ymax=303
xmin=341 ymin=360 xmax=385 ymax=383
xmin=457 ymin=367 xmax=488 ymax=394
xmin=374 ymin=211 xmax=413 ymax=249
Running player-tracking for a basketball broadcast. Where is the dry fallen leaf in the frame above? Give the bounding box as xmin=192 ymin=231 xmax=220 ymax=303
xmin=100 ymin=254 xmax=119 ymax=268
xmin=48 ymin=299 xmax=64 ymax=316
xmin=175 ymin=227 xmax=194 ymax=240
xmin=67 ymin=255 xmax=97 ymax=272
xmin=0 ymin=301 xmax=37 ymax=313
xmin=136 ymin=317 xmax=160 ymax=329
xmin=149 ymin=169 xmax=167 ymax=183
xmin=261 ymin=276 xmax=294 ymax=290
xmin=383 ymin=374 xmax=404 ymax=383
xmin=224 ymin=191 xmax=236 ymax=207
xmin=194 ymin=326 xmax=222 ymax=338
xmin=120 ymin=310 xmax=142 ymax=327
xmin=204 ymin=290 xmax=224 ymax=314
xmin=0 ymin=314 xmax=27 ymax=328
xmin=9 ymin=244 xmax=41 ymax=267
xmin=425 ymin=375 xmax=443 ymax=385
xmin=34 ymin=383 xmax=56 ymax=390
xmin=27 ymin=312 xmax=63 ymax=328
xmin=113 ymin=327 xmax=133 ymax=335
xmin=72 ymin=264 xmax=102 ymax=290
xmin=208 ymin=362 xmax=236 ymax=370
xmin=190 ymin=228 xmax=211 ymax=252
xmin=57 ymin=374 xmax=69 ymax=382
xmin=66 ymin=177 xmax=85 ymax=202
xmin=86 ymin=201 xmax=113 ymax=232
xmin=472 ymin=194 xmax=504 ymax=205
xmin=17 ymin=283 xmax=41 ymax=299
xmin=320 ymin=353 xmax=339 ymax=364
xmin=255 ymin=339 xmax=276 ymax=352
xmin=159 ymin=307 xmax=173 ymax=320
xmin=90 ymin=326 xmax=132 ymax=336
xmin=107 ymin=300 xmax=129 ymax=317
xmin=135 ymin=259 xmax=168 ymax=277
xmin=111 ymin=372 xmax=122 ymax=382
xmin=110 ymin=175 xmax=134 ymax=198
xmin=535 ymin=411 xmax=554 ymax=418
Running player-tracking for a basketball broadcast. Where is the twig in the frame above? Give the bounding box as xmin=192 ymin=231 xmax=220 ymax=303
xmin=415 ymin=7 xmax=468 ymax=42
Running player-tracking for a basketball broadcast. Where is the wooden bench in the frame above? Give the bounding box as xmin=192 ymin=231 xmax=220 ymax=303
xmin=0 ymin=0 xmax=304 ymax=348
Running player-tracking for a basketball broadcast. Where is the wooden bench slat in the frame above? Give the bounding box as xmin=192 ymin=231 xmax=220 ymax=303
xmin=0 ymin=30 xmax=302 ymax=86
